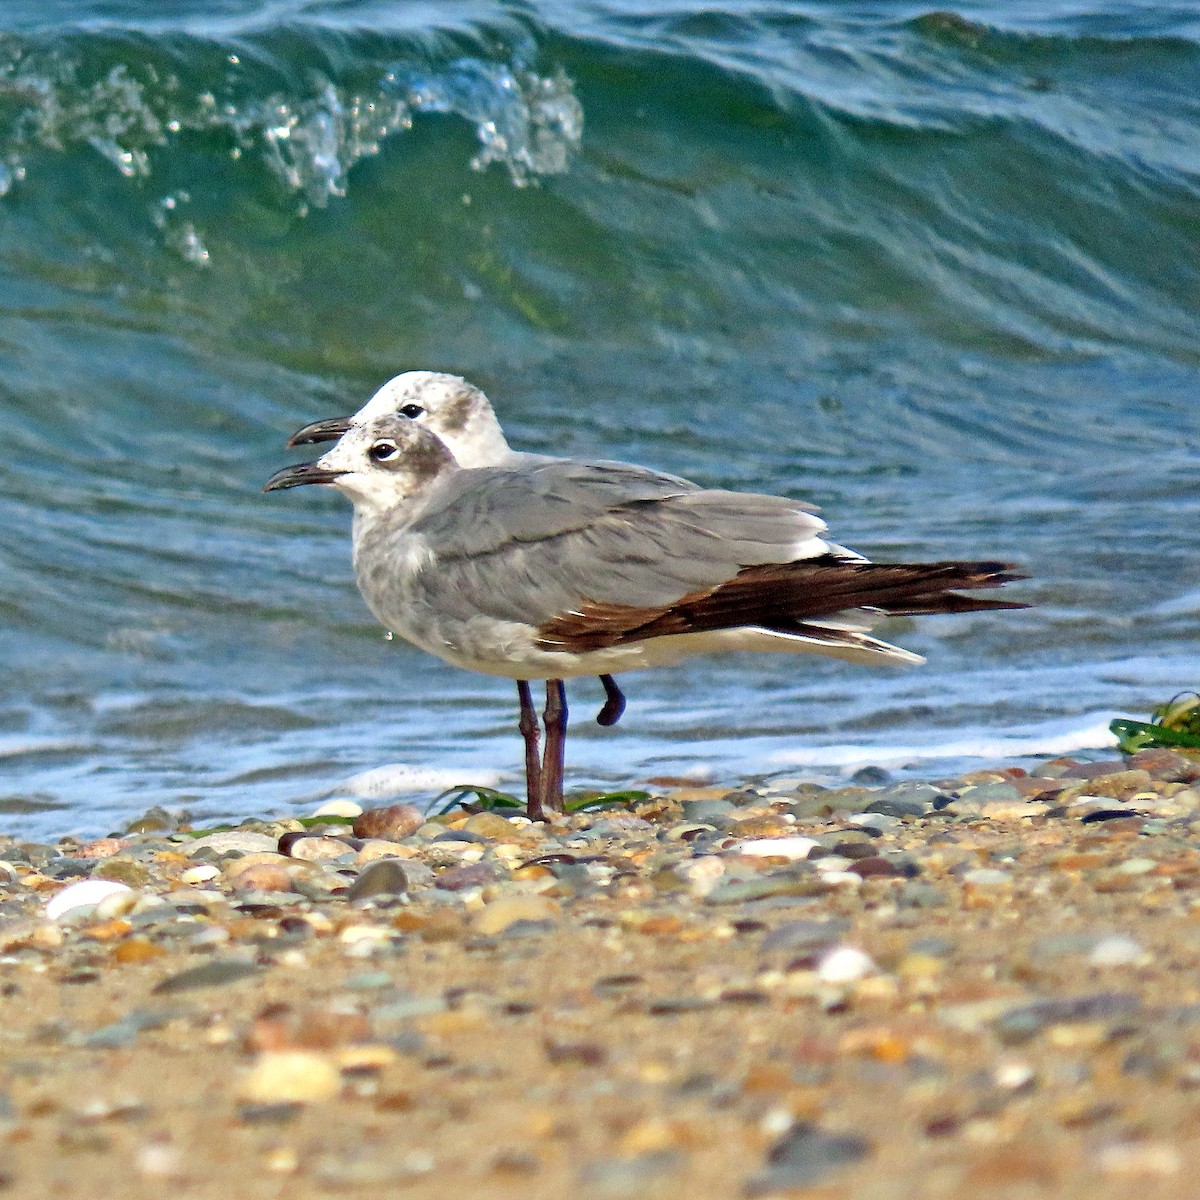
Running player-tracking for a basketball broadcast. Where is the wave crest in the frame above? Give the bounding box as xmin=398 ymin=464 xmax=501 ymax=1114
xmin=0 ymin=34 xmax=583 ymax=252
xmin=391 ymin=58 xmax=582 ymax=185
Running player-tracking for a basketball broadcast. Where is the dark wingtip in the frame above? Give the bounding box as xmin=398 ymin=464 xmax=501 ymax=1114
xmin=880 ymin=561 xmax=1032 ymax=615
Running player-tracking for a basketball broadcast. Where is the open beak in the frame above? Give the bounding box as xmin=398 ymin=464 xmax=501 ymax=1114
xmin=287 ymin=417 xmax=353 ymax=447
xmin=262 ymin=461 xmax=345 ymax=493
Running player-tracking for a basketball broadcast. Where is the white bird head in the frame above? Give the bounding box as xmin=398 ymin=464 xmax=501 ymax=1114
xmin=265 ymin=415 xmax=457 ymax=516
xmin=287 ymin=371 xmax=512 ymax=468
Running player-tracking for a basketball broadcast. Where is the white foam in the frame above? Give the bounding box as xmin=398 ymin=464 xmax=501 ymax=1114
xmin=766 ymin=712 xmax=1121 ymax=771
xmin=0 ymin=736 xmax=84 ymax=761
xmin=656 ymin=761 xmax=716 ymax=781
xmin=1146 ymin=588 xmax=1200 ymax=618
xmin=343 ymin=762 xmax=503 ymax=799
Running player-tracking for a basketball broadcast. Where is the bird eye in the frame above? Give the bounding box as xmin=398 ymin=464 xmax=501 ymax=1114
xmin=368 ymin=440 xmax=398 ymax=462
xmin=399 ymin=404 xmax=424 ymax=419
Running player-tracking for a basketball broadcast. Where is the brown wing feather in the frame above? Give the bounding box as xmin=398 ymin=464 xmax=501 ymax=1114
xmin=536 ymin=555 xmax=1028 ymax=653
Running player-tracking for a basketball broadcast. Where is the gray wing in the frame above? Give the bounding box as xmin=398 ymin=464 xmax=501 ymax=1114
xmin=412 ymin=460 xmax=704 ymax=557
xmin=405 ymin=460 xmax=829 ymax=626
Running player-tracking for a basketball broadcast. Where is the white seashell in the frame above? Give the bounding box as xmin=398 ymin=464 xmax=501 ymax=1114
xmin=1088 ymin=934 xmax=1147 ymax=967
xmin=814 ymin=856 xmax=854 ymax=872
xmin=994 ymin=1062 xmax=1036 ymax=1091
xmin=735 ymin=837 xmax=817 ymax=860
xmin=819 ymin=871 xmax=864 ymax=887
xmin=45 ymin=879 xmax=133 ymax=922
xmin=339 ymin=924 xmax=392 ymax=948
xmin=180 ymin=864 xmax=221 ymax=884
xmin=93 ymin=889 xmax=139 ymax=919
xmin=310 ymin=798 xmax=364 ymax=818
xmin=817 ymin=945 xmax=876 ymax=984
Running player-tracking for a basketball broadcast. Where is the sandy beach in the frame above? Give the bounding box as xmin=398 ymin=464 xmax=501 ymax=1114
xmin=2 ymin=748 xmax=1199 ymax=1198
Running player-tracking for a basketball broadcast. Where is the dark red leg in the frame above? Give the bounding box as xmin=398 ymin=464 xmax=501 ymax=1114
xmin=517 ymin=680 xmax=545 ymax=820
xmin=541 ymin=679 xmax=569 ymax=814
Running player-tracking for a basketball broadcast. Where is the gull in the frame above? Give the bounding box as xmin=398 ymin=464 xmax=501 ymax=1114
xmin=288 ymin=371 xmax=532 ymax=469
xmin=287 ymin=370 xmax=696 ymax=727
xmin=264 ymin=416 xmax=1027 ymax=819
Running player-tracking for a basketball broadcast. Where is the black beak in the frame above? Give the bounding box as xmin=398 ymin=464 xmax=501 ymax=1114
xmin=262 ymin=462 xmax=345 ymax=493
xmin=287 ymin=417 xmax=353 ymax=447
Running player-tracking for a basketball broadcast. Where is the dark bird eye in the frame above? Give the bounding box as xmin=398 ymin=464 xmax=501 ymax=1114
xmin=368 ymin=440 xmax=397 ymax=462
xmin=399 ymin=404 xmax=424 ymax=419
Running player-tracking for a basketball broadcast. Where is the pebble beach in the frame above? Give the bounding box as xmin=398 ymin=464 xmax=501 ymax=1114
xmin=4 ymin=748 xmax=1200 ymax=1198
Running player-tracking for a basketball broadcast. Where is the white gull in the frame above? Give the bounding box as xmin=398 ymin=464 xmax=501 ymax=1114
xmin=265 ymin=416 xmax=1026 ymax=817
xmin=287 ymin=370 xmax=695 ymax=725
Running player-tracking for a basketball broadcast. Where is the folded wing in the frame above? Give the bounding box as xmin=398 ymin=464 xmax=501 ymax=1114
xmin=389 ymin=459 xmax=1025 ymax=660
xmin=403 ymin=461 xmax=836 ymax=631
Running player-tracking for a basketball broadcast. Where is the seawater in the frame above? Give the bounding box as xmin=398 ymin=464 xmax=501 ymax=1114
xmin=0 ymin=1 xmax=1197 ymax=836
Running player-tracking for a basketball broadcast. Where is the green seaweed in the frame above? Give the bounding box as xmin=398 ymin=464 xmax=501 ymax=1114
xmin=294 ymin=814 xmax=356 ymax=829
xmin=428 ymin=785 xmax=651 ymax=818
xmin=169 ymin=813 xmax=355 ymax=838
xmin=163 ymin=788 xmax=653 ymax=836
xmin=173 ymin=823 xmax=238 ymax=839
xmin=428 ymin=785 xmax=526 ymax=817
xmin=1112 ymin=692 xmax=1200 ymax=754
xmin=563 ymin=790 xmax=650 ymax=813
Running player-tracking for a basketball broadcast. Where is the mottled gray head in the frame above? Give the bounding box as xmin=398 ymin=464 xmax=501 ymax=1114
xmin=288 ymin=371 xmax=512 ymax=468
xmin=266 ymin=416 xmax=457 ymax=515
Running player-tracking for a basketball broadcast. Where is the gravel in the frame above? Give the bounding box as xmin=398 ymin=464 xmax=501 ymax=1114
xmin=2 ymin=750 xmax=1200 ymax=1197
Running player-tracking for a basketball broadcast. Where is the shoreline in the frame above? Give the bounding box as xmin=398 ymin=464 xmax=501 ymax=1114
xmin=3 ymin=747 xmax=1200 ymax=1197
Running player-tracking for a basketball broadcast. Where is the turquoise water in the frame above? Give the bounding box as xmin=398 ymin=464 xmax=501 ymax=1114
xmin=1 ymin=1 xmax=1197 ymax=835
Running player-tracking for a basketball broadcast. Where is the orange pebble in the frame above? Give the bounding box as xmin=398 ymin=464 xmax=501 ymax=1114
xmin=112 ymin=938 xmax=168 ymax=964
xmin=83 ymin=919 xmax=133 ymax=943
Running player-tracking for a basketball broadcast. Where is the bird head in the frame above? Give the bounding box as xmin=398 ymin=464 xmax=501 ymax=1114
xmin=287 ymin=371 xmax=511 ymax=467
xmin=265 ymin=415 xmax=457 ymax=515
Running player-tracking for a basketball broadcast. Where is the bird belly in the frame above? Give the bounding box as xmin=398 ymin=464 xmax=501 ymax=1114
xmin=386 ymin=622 xmax=924 ymax=681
